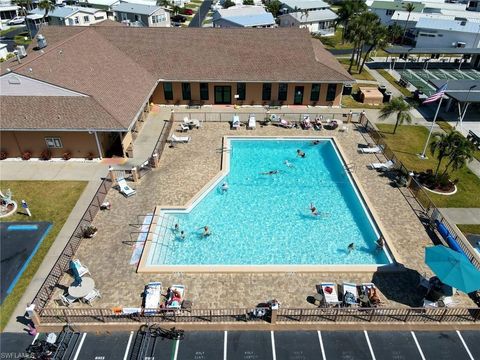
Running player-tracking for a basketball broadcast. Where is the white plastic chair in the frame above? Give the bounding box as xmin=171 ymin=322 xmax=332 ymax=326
xmin=170 ymin=134 xmax=191 ymax=143
xmin=117 ymin=177 xmax=136 ymax=197
xmin=59 ymin=293 xmax=77 ymax=307
xmin=72 ymin=259 xmax=90 ymax=277
xmin=83 ymin=288 xmax=101 ymax=306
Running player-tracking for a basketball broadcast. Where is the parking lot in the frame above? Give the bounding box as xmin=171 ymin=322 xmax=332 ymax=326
xmin=1 ymin=329 xmax=479 ymax=359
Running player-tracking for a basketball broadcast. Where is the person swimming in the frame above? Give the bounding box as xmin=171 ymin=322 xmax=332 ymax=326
xmin=297 ymin=149 xmax=306 ymax=158
xmin=260 ymin=170 xmax=279 ymax=175
xmin=202 ymin=226 xmax=211 ymax=237
xmin=376 ymin=236 xmax=385 ymax=251
xmin=348 ymin=243 xmax=355 ymax=253
xmin=221 ymin=182 xmax=229 ymax=192
xmin=310 ymin=203 xmax=318 ymax=216
xmin=311 ymin=140 xmax=320 ymax=145
xmin=174 ymin=223 xmax=180 ymax=233
xmin=179 ymin=230 xmax=185 ymax=240
xmin=284 ymin=160 xmax=293 ymax=168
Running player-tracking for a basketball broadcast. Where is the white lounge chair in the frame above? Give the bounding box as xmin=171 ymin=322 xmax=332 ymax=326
xmin=342 ymin=282 xmax=359 ymax=306
xmin=359 ymin=145 xmax=384 ymax=154
xmin=83 ymin=288 xmax=101 ymax=306
xmin=117 ymin=177 xmax=136 ymax=197
xmin=248 ymin=115 xmax=256 ymax=130
xmin=279 ymin=119 xmax=294 ymax=128
xmin=72 ymin=259 xmax=90 ymax=277
xmin=59 ymin=293 xmax=77 ymax=307
xmin=170 ymin=134 xmax=191 ymax=143
xmin=178 ymin=123 xmax=189 ymax=132
xmin=144 ymin=282 xmax=162 ymax=310
xmin=183 ymin=117 xmax=200 ymax=129
xmin=167 ymin=284 xmax=185 ymax=310
xmin=320 ymin=283 xmax=340 ymax=306
xmin=232 ymin=115 xmax=241 ymax=129
xmin=368 ymin=159 xmax=394 ymax=170
xmin=339 ymin=125 xmax=348 ymax=132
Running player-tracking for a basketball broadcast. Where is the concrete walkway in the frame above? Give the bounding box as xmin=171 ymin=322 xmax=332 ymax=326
xmin=438 ymin=208 xmax=480 ymax=225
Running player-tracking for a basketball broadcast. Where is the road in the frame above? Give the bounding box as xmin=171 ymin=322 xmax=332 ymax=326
xmin=2 ymin=329 xmax=479 ymax=359
xmin=188 ymin=0 xmax=212 ymax=28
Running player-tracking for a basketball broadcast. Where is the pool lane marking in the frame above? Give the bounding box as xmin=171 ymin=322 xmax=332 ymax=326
xmin=457 ymin=331 xmax=474 ymax=360
xmin=410 ymin=331 xmax=426 ymax=360
xmin=224 ymin=331 xmax=228 ymax=360
xmin=72 ymin=333 xmax=87 ymax=360
xmin=271 ymin=331 xmax=277 ymax=360
xmin=317 ymin=331 xmax=326 ymax=360
xmin=123 ymin=331 xmax=134 ymax=360
xmin=31 ymin=333 xmax=39 ymax=344
xmin=173 ymin=338 xmax=180 ymax=360
xmin=364 ymin=331 xmax=376 ymax=360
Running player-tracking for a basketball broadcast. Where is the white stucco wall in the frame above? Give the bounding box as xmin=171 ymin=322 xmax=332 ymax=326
xmin=415 ymin=29 xmax=480 ymax=48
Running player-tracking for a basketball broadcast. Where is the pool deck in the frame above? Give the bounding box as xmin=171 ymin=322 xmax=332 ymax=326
xmin=51 ymin=119 xmax=475 ymax=309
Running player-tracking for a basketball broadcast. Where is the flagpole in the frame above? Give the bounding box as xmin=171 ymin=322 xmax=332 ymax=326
xmin=419 ymin=96 xmax=443 ymax=159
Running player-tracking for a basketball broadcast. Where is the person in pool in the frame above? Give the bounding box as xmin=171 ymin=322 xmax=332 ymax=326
xmin=174 ymin=223 xmax=180 ymax=233
xmin=221 ymin=182 xmax=229 ymax=192
xmin=375 ymin=236 xmax=385 ymax=251
xmin=311 ymin=140 xmax=320 ymax=145
xmin=202 ymin=226 xmax=211 ymax=237
xmin=179 ymin=230 xmax=185 ymax=240
xmin=284 ymin=160 xmax=293 ymax=168
xmin=310 ymin=203 xmax=318 ymax=216
xmin=260 ymin=170 xmax=279 ymax=175
xmin=297 ymin=149 xmax=306 ymax=158
xmin=348 ymin=243 xmax=355 ymax=253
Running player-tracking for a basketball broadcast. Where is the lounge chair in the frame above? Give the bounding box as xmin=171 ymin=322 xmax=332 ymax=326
xmin=279 ymin=119 xmax=294 ymax=128
xmin=117 ymin=177 xmax=136 ymax=197
xmin=59 ymin=293 xmax=77 ymax=307
xmin=183 ymin=117 xmax=200 ymax=129
xmin=320 ymin=283 xmax=340 ymax=306
xmin=143 ymin=282 xmax=162 ymax=310
xmin=178 ymin=123 xmax=189 ymax=132
xmin=83 ymin=288 xmax=101 ymax=306
xmin=368 ymin=159 xmax=394 ymax=171
xmin=339 ymin=125 xmax=348 ymax=132
xmin=71 ymin=259 xmax=90 ymax=277
xmin=232 ymin=115 xmax=240 ymax=130
xmin=169 ymin=134 xmax=191 ymax=143
xmin=359 ymin=145 xmax=384 ymax=154
xmin=342 ymin=282 xmax=359 ymax=306
xmin=360 ymin=283 xmax=381 ymax=307
xmin=166 ymin=284 xmax=185 ymax=310
xmin=247 ymin=115 xmax=256 ymax=130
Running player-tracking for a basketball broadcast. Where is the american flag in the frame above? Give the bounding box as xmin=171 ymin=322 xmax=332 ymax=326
xmin=423 ymin=83 xmax=447 ymax=104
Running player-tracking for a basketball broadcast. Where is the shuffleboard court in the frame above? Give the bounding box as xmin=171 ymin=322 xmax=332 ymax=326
xmin=322 ymin=331 xmax=372 ymax=360
xmin=415 ymin=331 xmax=470 ymax=360
xmin=227 ymin=331 xmax=273 ymax=360
xmin=177 ymin=331 xmax=224 ymax=360
xmin=367 ymin=331 xmax=422 ymax=360
xmin=77 ymin=333 xmax=133 ymax=360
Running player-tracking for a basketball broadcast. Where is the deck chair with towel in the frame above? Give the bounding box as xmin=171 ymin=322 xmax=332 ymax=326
xmin=169 ymin=134 xmax=191 ymax=143
xmin=247 ymin=115 xmax=256 ymax=130
xmin=71 ymin=259 xmax=90 ymax=277
xmin=320 ymin=283 xmax=340 ymax=306
xmin=232 ymin=115 xmax=241 ymax=130
xmin=166 ymin=284 xmax=185 ymax=310
xmin=359 ymin=145 xmax=384 ymax=154
xmin=342 ymin=282 xmax=359 ymax=306
xmin=143 ymin=282 xmax=162 ymax=313
xmin=117 ymin=177 xmax=136 ymax=197
xmin=368 ymin=159 xmax=395 ymax=171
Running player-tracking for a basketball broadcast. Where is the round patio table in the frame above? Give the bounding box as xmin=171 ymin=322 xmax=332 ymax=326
xmin=68 ymin=277 xmax=95 ymax=298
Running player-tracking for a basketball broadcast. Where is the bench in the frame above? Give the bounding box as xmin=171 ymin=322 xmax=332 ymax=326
xmin=187 ymin=100 xmax=203 ymax=109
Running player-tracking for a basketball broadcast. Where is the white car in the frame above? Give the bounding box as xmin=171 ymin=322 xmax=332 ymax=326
xmin=7 ymin=16 xmax=25 ymax=26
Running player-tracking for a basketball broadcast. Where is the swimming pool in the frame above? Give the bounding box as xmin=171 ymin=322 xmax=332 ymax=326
xmin=143 ymin=138 xmax=391 ymax=269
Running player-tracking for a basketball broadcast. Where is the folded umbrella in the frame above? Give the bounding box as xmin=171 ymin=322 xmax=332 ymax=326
xmin=69 ymin=260 xmax=82 ymax=286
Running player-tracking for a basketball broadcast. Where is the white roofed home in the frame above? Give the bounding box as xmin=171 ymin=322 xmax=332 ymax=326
xmin=0 ymin=0 xmax=18 ymax=21
xmin=280 ymin=0 xmax=330 ymax=13
xmin=279 ymin=8 xmax=337 ymax=36
xmin=113 ymin=3 xmax=170 ymax=27
xmin=212 ymin=6 xmax=275 ymax=28
xmin=414 ymin=18 xmax=480 ymax=49
xmin=78 ymin=0 xmax=120 ymax=20
xmin=29 ymin=6 xmax=108 ymax=26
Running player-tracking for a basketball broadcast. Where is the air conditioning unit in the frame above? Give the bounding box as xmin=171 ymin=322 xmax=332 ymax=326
xmin=17 ymin=45 xmax=27 ymax=58
xmin=457 ymin=41 xmax=466 ymax=48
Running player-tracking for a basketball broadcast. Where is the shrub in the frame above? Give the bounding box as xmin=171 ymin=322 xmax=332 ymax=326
xmin=0 ymin=151 xmax=7 ymax=160
xmin=82 ymin=225 xmax=98 ymax=238
xmin=6 ymin=53 xmax=15 ymax=60
xmin=39 ymin=149 xmax=52 ymax=161
xmin=62 ymin=151 xmax=72 ymax=160
xmin=22 ymin=150 xmax=32 ymax=160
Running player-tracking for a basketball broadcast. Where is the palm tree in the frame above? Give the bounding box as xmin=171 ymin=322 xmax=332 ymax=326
xmin=13 ymin=0 xmax=32 ymax=16
xmin=401 ymin=2 xmax=416 ymax=45
xmin=38 ymin=0 xmax=55 ymax=24
xmin=265 ymin=0 xmax=282 ymax=18
xmin=378 ymin=96 xmax=412 ymax=134
xmin=243 ymin=0 xmax=254 ymax=4
xmin=359 ymin=23 xmax=388 ymax=73
xmin=337 ymin=0 xmax=367 ymax=43
xmin=431 ymin=131 xmax=475 ymax=179
xmin=300 ymin=9 xmax=309 ymax=20
xmin=389 ymin=23 xmax=403 ymax=44
xmin=157 ymin=0 xmax=171 ymax=8
xmin=345 ymin=12 xmax=376 ymax=72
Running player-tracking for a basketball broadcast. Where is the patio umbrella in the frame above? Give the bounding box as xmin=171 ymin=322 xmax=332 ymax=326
xmin=69 ymin=260 xmax=82 ymax=285
xmin=425 ymin=246 xmax=480 ymax=294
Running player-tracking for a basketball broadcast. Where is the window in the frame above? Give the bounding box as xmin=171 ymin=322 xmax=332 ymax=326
xmin=121 ymin=13 xmax=127 ymax=21
xmin=262 ymin=83 xmax=272 ymax=101
xmin=386 ymin=9 xmax=394 ymax=16
xmin=200 ymin=83 xmax=209 ymax=101
xmin=310 ymin=84 xmax=321 ymax=101
xmin=94 ymin=16 xmax=105 ymax=20
xmin=83 ymin=15 xmax=90 ymax=23
xmin=135 ymin=14 xmax=140 ymax=21
xmin=326 ymin=83 xmax=337 ymax=102
xmin=163 ymin=82 xmax=173 ymax=100
xmin=237 ymin=83 xmax=246 ymax=100
xmin=45 ymin=137 xmax=63 ymax=149
xmin=74 ymin=16 xmax=79 ymax=24
xmin=182 ymin=82 xmax=191 ymax=101
xmin=278 ymin=83 xmax=288 ymax=101
xmin=152 ymin=15 xmax=157 ymax=23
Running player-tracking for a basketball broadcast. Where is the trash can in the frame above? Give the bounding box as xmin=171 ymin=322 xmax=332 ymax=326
xmin=383 ymin=91 xmax=392 ymax=103
xmin=378 ymin=85 xmax=386 ymax=94
xmin=343 ymin=84 xmax=353 ymax=95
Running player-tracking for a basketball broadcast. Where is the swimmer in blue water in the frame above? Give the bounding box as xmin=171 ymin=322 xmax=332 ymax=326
xmin=179 ymin=230 xmax=185 ymax=240
xmin=221 ymin=182 xmax=229 ymax=192
xmin=348 ymin=243 xmax=355 ymax=253
xmin=310 ymin=203 xmax=318 ymax=216
xmin=284 ymin=160 xmax=293 ymax=168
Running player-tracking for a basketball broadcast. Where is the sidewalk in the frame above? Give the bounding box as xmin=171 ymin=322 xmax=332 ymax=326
xmin=438 ymin=208 xmax=480 ymax=225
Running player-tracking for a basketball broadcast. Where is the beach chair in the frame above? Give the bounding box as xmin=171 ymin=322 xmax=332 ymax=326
xmin=59 ymin=293 xmax=77 ymax=307
xmin=342 ymin=282 xmax=359 ymax=306
xmin=178 ymin=123 xmax=189 ymax=132
xmin=248 ymin=115 xmax=256 ymax=130
xmin=72 ymin=259 xmax=90 ymax=277
xmin=359 ymin=145 xmax=383 ymax=154
xmin=232 ymin=115 xmax=241 ymax=129
xmin=166 ymin=284 xmax=185 ymax=310
xmin=143 ymin=282 xmax=162 ymax=311
xmin=368 ymin=159 xmax=394 ymax=171
xmin=183 ymin=117 xmax=200 ymax=129
xmin=83 ymin=288 xmax=101 ymax=306
xmin=169 ymin=134 xmax=191 ymax=143
xmin=360 ymin=282 xmax=381 ymax=307
xmin=117 ymin=177 xmax=136 ymax=197
xmin=320 ymin=283 xmax=340 ymax=306
xmin=279 ymin=119 xmax=294 ymax=128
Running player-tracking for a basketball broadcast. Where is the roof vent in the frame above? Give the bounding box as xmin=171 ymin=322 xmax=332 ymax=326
xmin=8 ymin=75 xmax=21 ymax=85
xmin=37 ymin=34 xmax=47 ymax=49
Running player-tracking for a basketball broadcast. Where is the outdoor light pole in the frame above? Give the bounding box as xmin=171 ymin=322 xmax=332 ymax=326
xmin=420 ymin=96 xmax=444 ymax=159
xmin=457 ymin=84 xmax=477 ymax=130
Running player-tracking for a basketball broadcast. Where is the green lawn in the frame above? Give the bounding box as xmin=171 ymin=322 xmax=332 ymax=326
xmin=0 ymin=27 xmax=17 ymax=36
xmin=318 ymin=28 xmax=353 ymax=50
xmin=14 ymin=32 xmax=32 ymax=46
xmin=0 ymin=181 xmax=87 ymax=331
xmin=337 ymin=58 xmax=376 ymax=81
xmin=457 ymin=224 xmax=480 ymax=235
xmin=377 ymin=69 xmax=411 ymax=97
xmin=342 ymin=83 xmax=383 ymax=109
xmin=375 ymin=124 xmax=480 ymax=208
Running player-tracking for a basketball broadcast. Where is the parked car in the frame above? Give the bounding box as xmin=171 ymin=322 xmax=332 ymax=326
xmin=171 ymin=14 xmax=187 ymax=23
xmin=182 ymin=8 xmax=193 ymax=15
xmin=7 ymin=16 xmax=25 ymax=25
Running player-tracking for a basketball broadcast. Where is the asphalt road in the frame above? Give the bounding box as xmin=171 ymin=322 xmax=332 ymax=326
xmin=188 ymin=0 xmax=213 ymax=28
xmin=2 ymin=329 xmax=479 ymax=359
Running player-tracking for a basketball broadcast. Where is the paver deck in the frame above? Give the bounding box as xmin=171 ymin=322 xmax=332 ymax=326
xmin=49 ymin=120 xmax=474 ymax=310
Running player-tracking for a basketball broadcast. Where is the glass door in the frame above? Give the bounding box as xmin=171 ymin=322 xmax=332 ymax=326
xmin=294 ymin=86 xmax=304 ymax=105
xmin=214 ymin=86 xmax=232 ymax=104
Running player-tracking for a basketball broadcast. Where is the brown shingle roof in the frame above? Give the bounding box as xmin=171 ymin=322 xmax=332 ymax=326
xmin=0 ymin=96 xmax=125 ymax=130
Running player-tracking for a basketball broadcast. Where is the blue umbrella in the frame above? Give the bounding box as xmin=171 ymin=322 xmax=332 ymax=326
xmin=425 ymin=246 xmax=480 ymax=294
xmin=69 ymin=260 xmax=82 ymax=286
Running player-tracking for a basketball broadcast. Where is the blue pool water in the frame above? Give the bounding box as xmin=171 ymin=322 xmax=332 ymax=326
xmin=148 ymin=139 xmax=390 ymax=266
